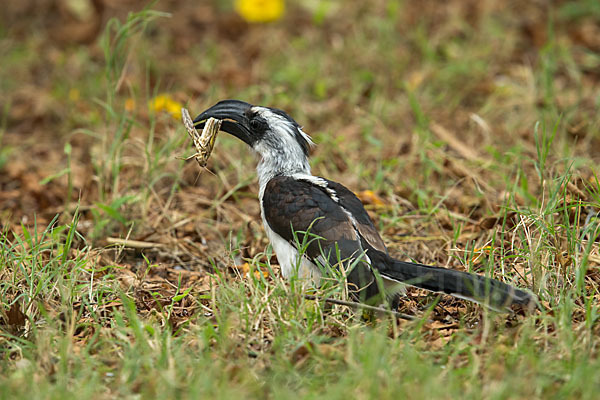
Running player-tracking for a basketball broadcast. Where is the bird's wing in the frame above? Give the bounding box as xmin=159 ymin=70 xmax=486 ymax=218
xmin=262 ymin=175 xmax=386 ymax=262
xmin=322 ymin=179 xmax=387 ymax=253
xmin=263 ymin=175 xmax=385 ymax=300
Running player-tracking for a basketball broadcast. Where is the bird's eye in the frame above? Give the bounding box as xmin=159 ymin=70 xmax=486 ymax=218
xmin=249 ymin=118 xmax=266 ymax=132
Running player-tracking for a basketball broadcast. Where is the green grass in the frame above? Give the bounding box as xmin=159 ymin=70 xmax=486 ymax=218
xmin=1 ymin=1 xmax=600 ymax=398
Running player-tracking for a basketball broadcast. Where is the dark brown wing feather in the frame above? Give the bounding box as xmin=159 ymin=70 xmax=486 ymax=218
xmin=262 ymin=176 xmax=358 ymax=260
xmin=323 ymin=179 xmax=387 ymax=253
xmin=262 ymin=175 xmax=382 ymax=301
xmin=262 ymin=176 xmax=388 ymax=258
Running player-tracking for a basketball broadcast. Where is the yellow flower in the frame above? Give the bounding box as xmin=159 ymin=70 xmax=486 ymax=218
xmin=68 ymin=88 xmax=80 ymax=102
xmin=149 ymin=94 xmax=183 ymax=120
xmin=472 ymin=246 xmax=493 ymax=264
xmin=235 ymin=0 xmax=284 ymax=23
xmin=356 ymin=190 xmax=386 ymax=207
xmin=124 ymin=98 xmax=136 ymax=112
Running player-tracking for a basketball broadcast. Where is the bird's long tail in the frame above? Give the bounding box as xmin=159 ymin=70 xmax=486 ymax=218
xmin=377 ymin=256 xmax=536 ymax=311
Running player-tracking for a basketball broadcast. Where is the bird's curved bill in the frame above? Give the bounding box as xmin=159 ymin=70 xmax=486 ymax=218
xmin=193 ymin=100 xmax=254 ymax=146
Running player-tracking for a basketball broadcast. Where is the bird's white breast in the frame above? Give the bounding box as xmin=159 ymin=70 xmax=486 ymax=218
xmin=261 ymin=212 xmax=322 ymax=284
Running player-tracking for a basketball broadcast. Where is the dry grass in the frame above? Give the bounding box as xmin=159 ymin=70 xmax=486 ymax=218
xmin=0 ymin=0 xmax=599 ymax=398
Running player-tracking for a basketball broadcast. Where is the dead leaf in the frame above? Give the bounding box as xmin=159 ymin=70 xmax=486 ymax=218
xmin=472 ymin=246 xmax=492 ymax=264
xmin=231 ymin=262 xmax=269 ymax=279
xmin=290 ymin=344 xmax=311 ymax=367
xmin=356 ymin=190 xmax=386 ymax=207
xmin=479 ymin=212 xmax=518 ymax=230
xmin=4 ymin=302 xmax=27 ymax=334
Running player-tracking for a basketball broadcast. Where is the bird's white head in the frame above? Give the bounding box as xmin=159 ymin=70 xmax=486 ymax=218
xmin=194 ymin=100 xmax=314 ymax=185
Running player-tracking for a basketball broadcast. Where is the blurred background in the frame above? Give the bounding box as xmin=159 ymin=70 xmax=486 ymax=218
xmin=1 ymin=3 xmax=600 ymax=395
xmin=0 ymin=0 xmax=598 ymax=266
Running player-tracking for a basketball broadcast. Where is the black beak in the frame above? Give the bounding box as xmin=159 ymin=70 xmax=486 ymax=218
xmin=193 ymin=100 xmax=254 ymax=146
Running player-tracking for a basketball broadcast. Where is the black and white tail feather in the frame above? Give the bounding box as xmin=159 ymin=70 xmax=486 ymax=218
xmin=194 ymin=100 xmax=537 ymax=311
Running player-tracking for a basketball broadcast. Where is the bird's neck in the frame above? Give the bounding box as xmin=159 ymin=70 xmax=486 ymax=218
xmin=256 ymin=148 xmax=311 ymax=197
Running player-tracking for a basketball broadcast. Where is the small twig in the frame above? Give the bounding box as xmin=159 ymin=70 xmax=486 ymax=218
xmin=303 ymin=294 xmax=420 ymax=321
xmin=431 ymin=122 xmax=482 ymax=162
xmin=106 ymin=237 xmax=164 ymax=249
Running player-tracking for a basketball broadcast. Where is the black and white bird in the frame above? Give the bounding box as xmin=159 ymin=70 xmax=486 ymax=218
xmin=194 ymin=99 xmax=535 ymax=311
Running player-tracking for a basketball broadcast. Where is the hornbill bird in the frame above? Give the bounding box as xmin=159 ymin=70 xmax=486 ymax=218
xmin=193 ymin=100 xmax=536 ymax=311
